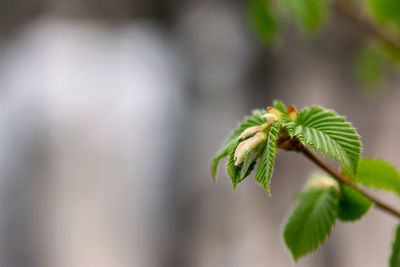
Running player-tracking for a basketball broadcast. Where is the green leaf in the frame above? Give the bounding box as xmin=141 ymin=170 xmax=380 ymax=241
xmin=284 ymin=0 xmax=328 ymax=33
xmin=227 ymin=144 xmax=258 ymax=190
xmin=248 ymin=0 xmax=279 ymax=45
xmin=273 ymin=100 xmax=287 ymax=114
xmin=284 ymin=187 xmax=339 ymax=261
xmin=338 ymin=184 xmax=372 ymax=222
xmin=369 ymin=0 xmax=400 ymax=30
xmin=240 ymin=150 xmax=258 ymax=180
xmin=292 ymin=106 xmax=361 ymax=175
xmin=211 ymin=109 xmax=267 ymax=179
xmin=255 ymin=120 xmax=280 ymax=195
xmin=390 ymin=225 xmax=400 ymax=267
xmin=355 ymin=158 xmax=400 ymax=196
xmin=227 ymin=146 xmax=241 ymax=189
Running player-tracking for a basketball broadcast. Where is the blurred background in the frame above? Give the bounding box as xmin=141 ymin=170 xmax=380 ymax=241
xmin=0 ymin=0 xmax=399 ymax=266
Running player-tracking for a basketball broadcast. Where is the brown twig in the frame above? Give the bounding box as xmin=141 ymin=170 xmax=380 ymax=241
xmin=297 ymin=145 xmax=400 ymax=219
xmin=332 ymin=0 xmax=400 ymax=50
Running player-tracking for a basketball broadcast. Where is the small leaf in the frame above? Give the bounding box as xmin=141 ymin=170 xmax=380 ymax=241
xmin=390 ymin=225 xmax=400 ymax=267
xmin=211 ymin=109 xmax=267 ymax=179
xmin=255 ymin=120 xmax=280 ymax=195
xmin=292 ymin=106 xmax=361 ymax=175
xmin=240 ymin=150 xmax=258 ymax=180
xmin=227 ymin=146 xmax=241 ymax=189
xmin=273 ymin=100 xmax=287 ymax=114
xmin=248 ymin=0 xmax=279 ymax=45
xmin=284 ymin=0 xmax=328 ymax=34
xmin=284 ymin=187 xmax=339 ymax=260
xmin=355 ymin=158 xmax=400 ymax=196
xmin=338 ymin=184 xmax=372 ymax=222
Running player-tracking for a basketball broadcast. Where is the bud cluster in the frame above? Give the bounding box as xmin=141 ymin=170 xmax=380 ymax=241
xmin=234 ymin=109 xmax=280 ymax=166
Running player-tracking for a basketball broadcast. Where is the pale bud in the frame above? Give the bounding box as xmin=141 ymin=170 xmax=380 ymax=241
xmin=306 ymin=176 xmax=340 ymax=192
xmin=246 ymin=132 xmax=267 ymax=151
xmin=238 ymin=125 xmax=265 ymax=140
xmin=234 ymin=140 xmax=248 ymax=166
xmin=234 ymin=132 xmax=267 ymax=166
xmin=262 ymin=113 xmax=279 ymax=124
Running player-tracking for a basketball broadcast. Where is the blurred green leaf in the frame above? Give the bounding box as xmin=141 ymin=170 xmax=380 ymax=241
xmin=369 ymin=0 xmax=400 ymax=30
xmin=338 ymin=184 xmax=372 ymax=222
xmin=284 ymin=187 xmax=339 ymax=260
xmin=284 ymin=0 xmax=328 ymax=33
xmin=354 ymin=158 xmax=400 ymax=196
xmin=248 ymin=0 xmax=279 ymax=45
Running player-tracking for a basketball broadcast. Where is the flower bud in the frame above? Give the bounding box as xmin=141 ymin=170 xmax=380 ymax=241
xmin=305 ymin=175 xmax=340 ymax=192
xmin=287 ymin=105 xmax=298 ymax=121
xmin=262 ymin=113 xmax=279 ymax=124
xmin=238 ymin=125 xmax=265 ymax=140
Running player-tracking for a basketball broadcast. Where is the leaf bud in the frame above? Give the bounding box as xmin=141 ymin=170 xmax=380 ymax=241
xmin=234 ymin=132 xmax=267 ymax=166
xmin=287 ymin=105 xmax=298 ymax=121
xmin=305 ymin=175 xmax=340 ymax=193
xmin=238 ymin=125 xmax=266 ymax=140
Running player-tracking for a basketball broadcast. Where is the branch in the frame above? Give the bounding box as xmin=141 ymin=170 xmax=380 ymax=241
xmin=298 ymin=145 xmax=400 ymax=220
xmin=332 ymin=0 xmax=400 ymax=50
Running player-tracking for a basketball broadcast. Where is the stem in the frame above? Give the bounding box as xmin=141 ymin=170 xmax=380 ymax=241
xmin=332 ymin=0 xmax=400 ymax=50
xmin=298 ymin=145 xmax=400 ymax=219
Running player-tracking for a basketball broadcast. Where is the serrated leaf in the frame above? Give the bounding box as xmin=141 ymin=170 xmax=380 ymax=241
xmin=284 ymin=0 xmax=328 ymax=33
xmin=338 ymin=184 xmax=372 ymax=222
xmin=273 ymin=100 xmax=287 ymax=114
xmin=292 ymin=106 xmax=361 ymax=175
xmin=211 ymin=109 xmax=267 ymax=179
xmin=248 ymin=0 xmax=279 ymax=45
xmin=284 ymin=187 xmax=339 ymax=261
xmin=281 ymin=115 xmax=295 ymax=135
xmin=227 ymin=146 xmax=242 ymax=189
xmin=355 ymin=158 xmax=400 ymax=196
xmin=255 ymin=120 xmax=280 ymax=195
xmin=241 ymin=150 xmax=258 ymax=180
xmin=390 ymin=225 xmax=400 ymax=267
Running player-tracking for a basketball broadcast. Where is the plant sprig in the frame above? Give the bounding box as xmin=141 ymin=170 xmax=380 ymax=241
xmin=211 ymin=101 xmax=400 ymax=265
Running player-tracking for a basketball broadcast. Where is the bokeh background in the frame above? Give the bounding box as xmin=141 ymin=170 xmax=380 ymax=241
xmin=0 ymin=0 xmax=399 ymax=266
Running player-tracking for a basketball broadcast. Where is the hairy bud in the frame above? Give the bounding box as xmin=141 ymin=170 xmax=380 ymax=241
xmin=238 ymin=125 xmax=266 ymax=140
xmin=234 ymin=141 xmax=248 ymax=166
xmin=234 ymin=132 xmax=267 ymax=166
xmin=247 ymin=132 xmax=267 ymax=150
